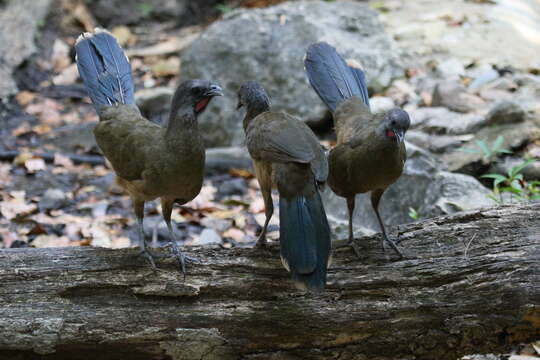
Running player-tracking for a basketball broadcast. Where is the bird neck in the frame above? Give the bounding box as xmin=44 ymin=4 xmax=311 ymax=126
xmin=243 ymin=102 xmax=270 ymax=131
xmin=166 ymin=106 xmax=198 ymax=141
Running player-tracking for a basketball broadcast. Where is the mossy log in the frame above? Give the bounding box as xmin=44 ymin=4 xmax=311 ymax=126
xmin=0 ymin=204 xmax=539 ymax=360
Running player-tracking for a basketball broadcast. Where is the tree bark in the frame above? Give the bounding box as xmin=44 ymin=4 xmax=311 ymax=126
xmin=0 ymin=204 xmax=539 ymax=360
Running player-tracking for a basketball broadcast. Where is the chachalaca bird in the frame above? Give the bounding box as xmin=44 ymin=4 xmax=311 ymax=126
xmin=237 ymin=81 xmax=331 ymax=291
xmin=75 ymin=29 xmax=223 ymax=273
xmin=304 ymin=42 xmax=410 ymax=258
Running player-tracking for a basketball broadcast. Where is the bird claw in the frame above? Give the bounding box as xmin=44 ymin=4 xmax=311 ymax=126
xmin=137 ymin=248 xmax=159 ymax=270
xmin=255 ymin=235 xmax=267 ymax=248
xmin=382 ymin=236 xmax=403 ymax=260
xmin=165 ymin=242 xmax=199 ymax=277
xmin=336 ymin=239 xmax=362 ymax=259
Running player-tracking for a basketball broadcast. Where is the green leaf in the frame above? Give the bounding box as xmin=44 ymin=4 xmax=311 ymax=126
xmin=482 ymin=173 xmax=507 ymax=187
xmin=458 ymin=148 xmax=481 ymax=154
xmin=491 ymin=135 xmax=504 ymax=151
xmin=500 ymin=186 xmax=522 ymax=195
xmin=509 ymin=159 xmax=535 ymax=177
xmin=476 ymin=140 xmax=491 ymax=159
xmin=488 ymin=193 xmax=503 ymax=204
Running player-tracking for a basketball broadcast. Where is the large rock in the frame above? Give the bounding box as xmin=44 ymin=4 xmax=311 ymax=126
xmin=323 ymin=143 xmax=495 ymax=239
xmin=0 ymin=0 xmax=51 ymax=98
xmin=180 ymin=1 xmax=403 ymax=147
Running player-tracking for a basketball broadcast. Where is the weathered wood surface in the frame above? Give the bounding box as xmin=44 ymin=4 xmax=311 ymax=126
xmin=0 ymin=204 xmax=539 ymax=360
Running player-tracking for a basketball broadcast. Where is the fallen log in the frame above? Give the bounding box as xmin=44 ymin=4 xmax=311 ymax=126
xmin=0 ymin=203 xmax=539 ymax=360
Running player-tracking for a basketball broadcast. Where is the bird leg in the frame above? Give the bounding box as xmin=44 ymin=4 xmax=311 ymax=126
xmin=161 ymin=198 xmax=198 ymax=276
xmin=370 ymin=189 xmax=403 ymax=259
xmin=336 ymin=196 xmax=361 ymax=258
xmin=256 ymin=187 xmax=273 ymax=248
xmin=133 ymin=200 xmax=159 ymax=269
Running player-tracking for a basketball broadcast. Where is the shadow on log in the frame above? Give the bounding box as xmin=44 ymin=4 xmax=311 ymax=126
xmin=0 ymin=204 xmax=539 ymax=360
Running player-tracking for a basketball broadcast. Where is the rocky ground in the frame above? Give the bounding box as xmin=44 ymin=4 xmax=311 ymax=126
xmin=0 ymin=0 xmax=539 ymax=357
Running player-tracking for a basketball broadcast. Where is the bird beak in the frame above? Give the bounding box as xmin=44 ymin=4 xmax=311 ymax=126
xmin=394 ymin=129 xmax=405 ymax=144
xmin=205 ymin=85 xmax=223 ymax=97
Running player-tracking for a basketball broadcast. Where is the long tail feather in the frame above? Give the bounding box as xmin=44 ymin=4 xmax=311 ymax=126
xmin=279 ymin=190 xmax=331 ymax=291
xmin=75 ymin=28 xmax=134 ymax=110
xmin=304 ymin=42 xmax=370 ymax=112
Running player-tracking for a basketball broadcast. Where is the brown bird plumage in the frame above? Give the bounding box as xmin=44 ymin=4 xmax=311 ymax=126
xmin=305 ymin=42 xmax=410 ymax=258
xmin=238 ymin=81 xmax=331 ymax=290
xmin=75 ymin=29 xmax=222 ymax=273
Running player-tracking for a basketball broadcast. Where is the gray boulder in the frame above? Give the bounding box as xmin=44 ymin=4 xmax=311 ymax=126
xmin=0 ymin=0 xmax=51 ymax=98
xmin=485 ymin=101 xmax=526 ymax=125
xmin=323 ymin=143 xmax=495 ymax=239
xmin=180 ymin=1 xmax=403 ymax=147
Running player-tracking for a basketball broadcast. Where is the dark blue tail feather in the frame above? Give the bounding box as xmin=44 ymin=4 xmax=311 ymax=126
xmin=304 ymin=42 xmax=370 ymax=111
xmin=75 ymin=29 xmax=134 ymax=110
xmin=279 ymin=190 xmax=331 ymax=291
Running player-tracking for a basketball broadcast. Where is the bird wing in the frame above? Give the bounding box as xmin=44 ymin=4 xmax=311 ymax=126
xmin=246 ymin=112 xmax=317 ymax=165
xmin=94 ymin=105 xmax=161 ymax=181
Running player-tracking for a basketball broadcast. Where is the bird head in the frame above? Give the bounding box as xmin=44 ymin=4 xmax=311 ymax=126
xmin=236 ymin=81 xmax=270 ymax=111
xmin=381 ymin=108 xmax=410 ymax=145
xmin=171 ymin=79 xmax=223 ymax=117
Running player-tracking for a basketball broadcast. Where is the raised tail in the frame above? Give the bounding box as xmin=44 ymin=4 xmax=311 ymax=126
xmin=74 ymin=28 xmax=135 ymax=111
xmin=279 ymin=188 xmax=331 ymax=291
xmin=304 ymin=42 xmax=370 ymax=112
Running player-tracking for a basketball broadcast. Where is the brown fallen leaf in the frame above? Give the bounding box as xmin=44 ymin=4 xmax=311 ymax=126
xmin=53 ymin=153 xmax=75 ymax=168
xmin=25 ymin=98 xmax=63 ymax=126
xmin=12 ymin=122 xmax=32 ymax=137
xmin=15 ymin=91 xmax=36 ymax=106
xmin=60 ymin=0 xmax=96 ymax=32
xmin=27 ymin=223 xmax=48 ymax=236
xmin=32 ymin=234 xmax=72 ymax=248
xmin=125 ymin=33 xmax=200 ymax=57
xmin=53 ymin=63 xmax=79 ymax=85
xmin=249 ymin=197 xmax=265 ymax=213
xmin=0 ymin=191 xmax=37 ymax=220
xmin=111 ymin=236 xmax=131 ymax=249
xmin=52 ymin=38 xmax=71 ymax=72
xmin=222 ymin=227 xmax=245 ymax=242
xmin=151 ymin=57 xmax=181 ymax=77
xmin=24 ymin=158 xmax=46 ymax=173
xmin=111 ymin=25 xmax=136 ymax=47
xmin=229 ymin=168 xmax=254 ymax=179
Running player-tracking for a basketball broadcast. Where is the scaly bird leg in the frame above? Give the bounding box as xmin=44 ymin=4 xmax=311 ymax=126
xmin=133 ymin=200 xmax=159 ymax=269
xmin=256 ymin=186 xmax=274 ymax=248
xmin=370 ymin=189 xmax=403 ymax=259
xmin=336 ymin=196 xmax=361 ymax=258
xmin=162 ymin=198 xmax=198 ymax=276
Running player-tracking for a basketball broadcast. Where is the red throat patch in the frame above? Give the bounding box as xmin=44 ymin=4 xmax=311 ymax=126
xmin=386 ymin=129 xmax=395 ymax=138
xmin=195 ymin=97 xmax=210 ymax=113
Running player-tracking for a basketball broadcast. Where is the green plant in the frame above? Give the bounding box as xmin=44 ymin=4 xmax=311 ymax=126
xmin=408 ymin=207 xmax=419 ymax=221
xmin=460 ymin=135 xmax=512 ymax=163
xmin=215 ymin=4 xmax=233 ymax=14
xmin=482 ymin=158 xmax=540 ymax=203
xmin=137 ymin=2 xmax=154 ymax=17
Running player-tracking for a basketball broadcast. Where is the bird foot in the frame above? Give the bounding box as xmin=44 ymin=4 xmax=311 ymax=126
xmin=165 ymin=243 xmax=199 ymax=277
xmin=255 ymin=235 xmax=267 ymax=248
xmin=383 ymin=237 xmax=403 ymax=260
xmin=336 ymin=239 xmax=362 ymax=259
xmin=137 ymin=248 xmax=160 ymax=270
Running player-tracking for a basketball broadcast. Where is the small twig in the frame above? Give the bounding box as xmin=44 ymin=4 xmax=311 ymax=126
xmin=464 ymin=233 xmax=478 ymax=258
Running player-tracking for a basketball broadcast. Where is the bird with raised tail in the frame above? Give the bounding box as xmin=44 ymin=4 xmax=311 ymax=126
xmin=75 ymin=28 xmax=223 ymax=274
xmin=304 ymin=42 xmax=410 ymax=259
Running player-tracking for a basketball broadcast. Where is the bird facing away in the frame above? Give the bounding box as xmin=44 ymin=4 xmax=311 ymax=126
xmin=75 ymin=28 xmax=223 ymax=273
xmin=237 ymin=81 xmax=331 ymax=291
xmin=304 ymin=42 xmax=410 ymax=258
